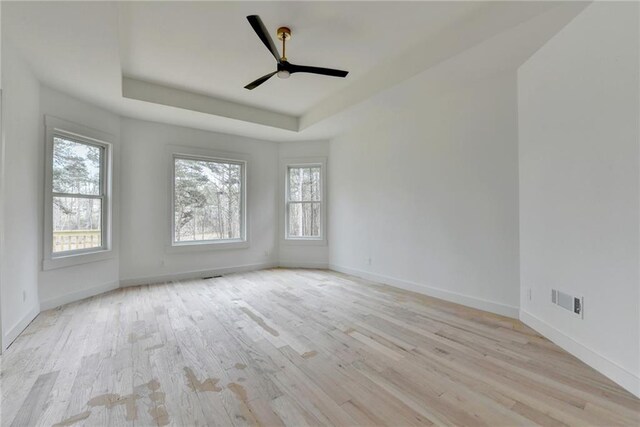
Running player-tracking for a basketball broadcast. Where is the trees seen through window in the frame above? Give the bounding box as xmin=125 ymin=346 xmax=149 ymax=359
xmin=173 ymin=157 xmax=244 ymax=243
xmin=52 ymin=136 xmax=104 ymax=253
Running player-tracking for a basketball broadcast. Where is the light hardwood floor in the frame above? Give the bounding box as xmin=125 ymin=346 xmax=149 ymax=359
xmin=1 ymin=269 xmax=638 ymax=426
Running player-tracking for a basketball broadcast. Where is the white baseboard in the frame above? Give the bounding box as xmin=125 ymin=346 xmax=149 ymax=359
xmin=329 ymin=264 xmax=519 ymax=318
xmin=2 ymin=303 xmax=40 ymax=351
xmin=278 ymin=260 xmax=329 ymax=269
xmin=520 ymin=310 xmax=640 ymax=398
xmin=40 ymin=280 xmax=120 ymax=311
xmin=119 ymin=262 xmax=277 ymax=287
xmin=37 ymin=263 xmax=276 ymax=312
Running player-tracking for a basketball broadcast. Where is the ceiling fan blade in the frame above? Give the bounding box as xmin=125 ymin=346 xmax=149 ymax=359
xmin=247 ymin=15 xmax=281 ymax=63
xmin=244 ymin=71 xmax=277 ymax=90
xmin=287 ymin=63 xmax=349 ymax=78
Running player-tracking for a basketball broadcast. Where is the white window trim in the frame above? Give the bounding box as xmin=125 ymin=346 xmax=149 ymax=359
xmin=281 ymin=157 xmax=327 ymax=246
xmin=43 ymin=116 xmax=114 ymax=270
xmin=166 ymin=145 xmax=249 ymax=253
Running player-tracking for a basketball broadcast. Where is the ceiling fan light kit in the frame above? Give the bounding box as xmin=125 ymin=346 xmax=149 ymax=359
xmin=244 ymin=15 xmax=349 ymax=90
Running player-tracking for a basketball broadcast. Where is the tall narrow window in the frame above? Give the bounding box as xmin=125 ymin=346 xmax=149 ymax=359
xmin=51 ymin=136 xmax=106 ymax=254
xmin=286 ymin=165 xmax=322 ymax=239
xmin=172 ymin=155 xmax=245 ymax=244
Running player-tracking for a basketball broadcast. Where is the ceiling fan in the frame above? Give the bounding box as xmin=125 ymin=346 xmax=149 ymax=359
xmin=244 ymin=15 xmax=349 ymax=90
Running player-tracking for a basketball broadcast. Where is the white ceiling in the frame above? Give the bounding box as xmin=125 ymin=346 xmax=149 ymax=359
xmin=118 ymin=1 xmax=485 ymax=116
xmin=1 ymin=1 xmax=586 ymax=142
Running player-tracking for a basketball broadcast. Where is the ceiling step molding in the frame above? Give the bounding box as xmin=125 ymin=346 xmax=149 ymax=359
xmin=122 ymin=77 xmax=299 ymax=132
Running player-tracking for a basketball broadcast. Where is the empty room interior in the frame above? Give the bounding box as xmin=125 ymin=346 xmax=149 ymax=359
xmin=1 ymin=1 xmax=639 ymax=425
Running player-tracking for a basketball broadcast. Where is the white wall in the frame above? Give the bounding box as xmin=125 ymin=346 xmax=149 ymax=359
xmin=0 ymin=41 xmax=41 ymax=348
xmin=38 ymin=87 xmax=121 ymax=310
xmin=518 ymin=2 xmax=639 ymax=397
xmin=278 ymin=140 xmax=329 ymax=268
xmin=119 ymin=118 xmax=278 ymax=284
xmin=329 ymin=70 xmax=520 ymax=317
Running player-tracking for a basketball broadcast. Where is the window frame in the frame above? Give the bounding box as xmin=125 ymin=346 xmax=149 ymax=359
xmin=43 ymin=116 xmax=114 ymax=270
xmin=168 ymin=146 xmax=249 ymax=252
xmin=283 ymin=159 xmax=326 ymax=243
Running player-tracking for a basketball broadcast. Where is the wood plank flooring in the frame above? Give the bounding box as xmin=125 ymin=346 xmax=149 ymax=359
xmin=1 ymin=268 xmax=638 ymax=426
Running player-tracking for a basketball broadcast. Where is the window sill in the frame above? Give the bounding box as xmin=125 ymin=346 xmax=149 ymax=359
xmin=165 ymin=239 xmax=249 ymax=253
xmin=282 ymin=237 xmax=327 ymax=246
xmin=43 ymin=249 xmax=114 ymax=271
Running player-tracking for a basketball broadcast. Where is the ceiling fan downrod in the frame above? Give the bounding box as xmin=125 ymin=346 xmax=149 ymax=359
xmin=277 ymin=26 xmax=291 ymax=61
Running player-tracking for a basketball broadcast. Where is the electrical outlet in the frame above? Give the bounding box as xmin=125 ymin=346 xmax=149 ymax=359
xmin=367 ymin=257 xmax=372 ymax=266
xmin=527 ymin=288 xmax=532 ymax=301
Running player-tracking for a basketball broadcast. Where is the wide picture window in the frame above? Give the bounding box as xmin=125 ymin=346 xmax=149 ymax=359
xmin=173 ymin=156 xmax=245 ymax=244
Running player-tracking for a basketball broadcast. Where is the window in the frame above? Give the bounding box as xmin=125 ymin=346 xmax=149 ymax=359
xmin=52 ymin=136 xmax=106 ymax=254
xmin=44 ymin=116 xmax=113 ymax=269
xmin=286 ymin=164 xmax=322 ymax=239
xmin=172 ymin=155 xmax=246 ymax=245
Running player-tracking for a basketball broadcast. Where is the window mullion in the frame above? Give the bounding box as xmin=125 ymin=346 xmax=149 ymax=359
xmin=53 ymin=192 xmax=103 ymax=199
